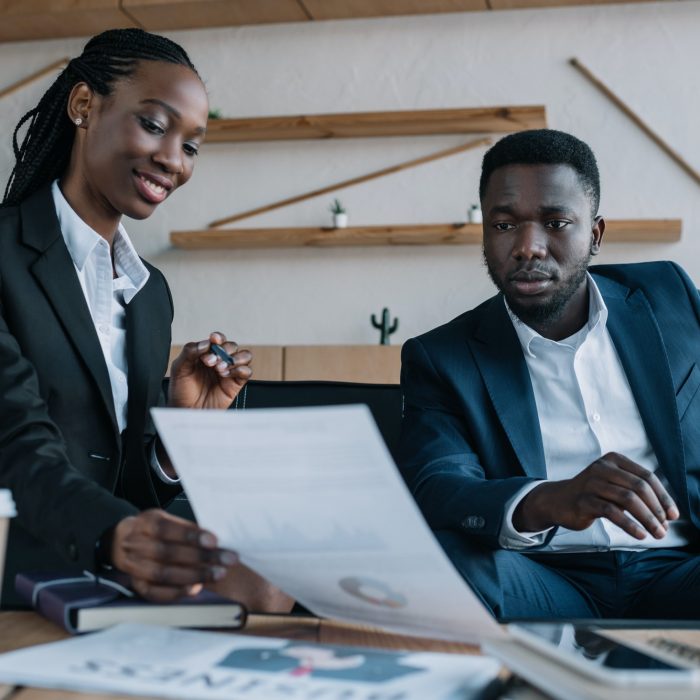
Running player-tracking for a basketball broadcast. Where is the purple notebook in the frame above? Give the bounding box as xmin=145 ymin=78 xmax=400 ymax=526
xmin=16 ymin=570 xmax=246 ymax=634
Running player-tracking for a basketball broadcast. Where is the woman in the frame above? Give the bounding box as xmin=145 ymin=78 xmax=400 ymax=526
xmin=0 ymin=28 xmax=290 ymax=611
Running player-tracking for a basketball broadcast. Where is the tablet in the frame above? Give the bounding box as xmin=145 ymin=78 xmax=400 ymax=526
xmin=507 ymin=622 xmax=700 ymax=686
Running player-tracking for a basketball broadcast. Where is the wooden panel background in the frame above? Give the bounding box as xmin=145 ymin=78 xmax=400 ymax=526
xmin=283 ymin=345 xmax=402 ymax=384
xmin=168 ymin=345 xmax=402 ymax=383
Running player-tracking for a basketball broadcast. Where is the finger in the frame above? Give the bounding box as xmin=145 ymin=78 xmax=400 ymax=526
xmin=209 ymin=331 xmax=227 ymax=346
xmin=183 ymin=339 xmax=213 ymax=358
xmin=229 ymin=348 xmax=251 ymax=366
xmin=139 ymin=510 xmax=218 ymax=548
xmin=220 ymin=364 xmax=253 ymax=381
xmin=602 ymin=455 xmax=677 ymax=522
xmin=204 ymin=345 xmax=245 ymax=372
xmin=201 ymin=351 xmax=220 ymax=368
xmin=589 ymin=496 xmax=647 ymax=540
xmin=601 ymin=468 xmax=667 ymax=527
xmin=186 ymin=336 xmax=234 ymax=362
xmin=200 ymin=342 xmax=233 ymax=369
xmin=602 ymin=485 xmax=667 ymax=538
xmin=221 ymin=340 xmax=240 ymax=356
xmin=616 ymin=456 xmax=679 ymax=520
xmin=121 ymin=534 xmax=238 ymax=568
xmin=126 ymin=558 xmax=228 ymax=588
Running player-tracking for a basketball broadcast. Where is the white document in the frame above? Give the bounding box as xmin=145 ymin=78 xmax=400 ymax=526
xmin=152 ymin=405 xmax=503 ymax=644
xmin=0 ymin=623 xmax=502 ymax=700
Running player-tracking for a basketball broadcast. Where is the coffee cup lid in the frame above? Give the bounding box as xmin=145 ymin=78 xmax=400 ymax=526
xmin=0 ymin=489 xmax=16 ymax=517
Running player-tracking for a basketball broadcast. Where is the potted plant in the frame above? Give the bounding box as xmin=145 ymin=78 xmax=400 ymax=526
xmin=329 ymin=199 xmax=348 ymax=228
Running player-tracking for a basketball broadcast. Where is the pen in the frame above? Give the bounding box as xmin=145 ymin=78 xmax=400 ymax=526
xmin=210 ymin=342 xmax=235 ymax=366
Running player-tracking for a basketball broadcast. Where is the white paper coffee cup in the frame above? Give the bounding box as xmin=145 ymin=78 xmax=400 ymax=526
xmin=0 ymin=489 xmax=16 ymax=603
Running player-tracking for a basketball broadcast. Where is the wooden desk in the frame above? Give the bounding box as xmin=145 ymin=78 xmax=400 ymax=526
xmin=0 ymin=611 xmax=480 ymax=700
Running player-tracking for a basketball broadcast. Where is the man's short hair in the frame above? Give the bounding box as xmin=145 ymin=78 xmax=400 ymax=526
xmin=479 ymin=129 xmax=601 ymax=216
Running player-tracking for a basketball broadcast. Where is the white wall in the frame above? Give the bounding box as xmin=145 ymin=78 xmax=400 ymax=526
xmin=1 ymin=2 xmax=699 ymax=345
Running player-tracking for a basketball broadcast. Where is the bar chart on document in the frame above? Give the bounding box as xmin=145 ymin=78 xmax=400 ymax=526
xmin=228 ymin=515 xmax=385 ymax=553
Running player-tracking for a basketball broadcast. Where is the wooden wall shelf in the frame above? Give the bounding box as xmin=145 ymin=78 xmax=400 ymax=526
xmin=171 ymin=219 xmax=682 ymax=250
xmin=205 ymin=106 xmax=547 ymax=143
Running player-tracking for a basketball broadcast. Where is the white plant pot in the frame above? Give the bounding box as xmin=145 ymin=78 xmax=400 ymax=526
xmin=468 ymin=206 xmax=483 ymax=224
xmin=333 ymin=213 xmax=348 ymax=229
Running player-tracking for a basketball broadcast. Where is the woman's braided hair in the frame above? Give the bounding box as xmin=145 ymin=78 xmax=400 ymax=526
xmin=3 ymin=28 xmax=198 ymax=206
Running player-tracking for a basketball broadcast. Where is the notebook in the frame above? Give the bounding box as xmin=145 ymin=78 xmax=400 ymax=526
xmin=16 ymin=570 xmax=246 ymax=634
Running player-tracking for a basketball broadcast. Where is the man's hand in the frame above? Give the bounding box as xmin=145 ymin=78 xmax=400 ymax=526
xmin=168 ymin=331 xmax=252 ymax=410
xmin=110 ymin=509 xmax=239 ymax=602
xmin=513 ymin=452 xmax=680 ymax=539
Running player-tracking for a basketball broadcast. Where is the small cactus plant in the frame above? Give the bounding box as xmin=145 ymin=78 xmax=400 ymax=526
xmin=371 ymin=307 xmax=399 ymax=345
xmin=329 ymin=199 xmax=348 ymax=228
xmin=329 ymin=198 xmax=346 ymax=215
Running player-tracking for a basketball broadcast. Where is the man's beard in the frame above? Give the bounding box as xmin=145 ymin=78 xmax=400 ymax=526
xmin=483 ymin=250 xmax=591 ymax=331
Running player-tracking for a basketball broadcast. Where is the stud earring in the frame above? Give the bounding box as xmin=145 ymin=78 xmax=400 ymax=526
xmin=74 ymin=117 xmax=83 ymax=126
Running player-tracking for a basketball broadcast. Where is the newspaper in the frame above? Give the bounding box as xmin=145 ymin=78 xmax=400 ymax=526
xmin=0 ymin=623 xmax=501 ymax=700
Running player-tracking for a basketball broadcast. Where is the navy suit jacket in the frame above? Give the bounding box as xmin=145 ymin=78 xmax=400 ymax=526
xmin=398 ymin=262 xmax=700 ymax=548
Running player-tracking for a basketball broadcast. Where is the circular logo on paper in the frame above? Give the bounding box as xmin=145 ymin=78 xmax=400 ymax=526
xmin=338 ymin=576 xmax=408 ymax=609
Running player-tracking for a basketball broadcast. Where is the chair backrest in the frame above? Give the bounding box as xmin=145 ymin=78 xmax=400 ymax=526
xmin=232 ymin=380 xmax=403 ymax=460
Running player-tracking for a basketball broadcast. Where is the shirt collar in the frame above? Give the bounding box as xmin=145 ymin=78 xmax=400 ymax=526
xmin=51 ymin=180 xmax=149 ymax=303
xmin=505 ymin=272 xmax=608 ymax=357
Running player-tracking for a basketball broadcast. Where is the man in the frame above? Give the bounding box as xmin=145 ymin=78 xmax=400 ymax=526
xmin=398 ymin=129 xmax=700 ymax=620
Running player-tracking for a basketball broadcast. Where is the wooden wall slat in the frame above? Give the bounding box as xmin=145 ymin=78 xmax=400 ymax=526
xmin=284 ymin=345 xmax=402 ymax=384
xmin=0 ymin=0 xmax=680 ymax=42
xmin=0 ymin=1 xmax=135 ymax=42
xmin=123 ymin=0 xmax=309 ymax=30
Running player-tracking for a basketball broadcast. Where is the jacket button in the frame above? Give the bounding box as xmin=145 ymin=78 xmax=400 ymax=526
xmin=462 ymin=515 xmax=486 ymax=529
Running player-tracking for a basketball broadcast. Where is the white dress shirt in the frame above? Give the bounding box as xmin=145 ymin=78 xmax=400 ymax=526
xmin=52 ymin=181 xmax=177 ymax=484
xmin=498 ymin=274 xmax=689 ymax=551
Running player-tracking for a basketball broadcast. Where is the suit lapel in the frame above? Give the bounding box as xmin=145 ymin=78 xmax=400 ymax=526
xmin=468 ymin=296 xmax=547 ymax=478
xmin=597 ymin=275 xmax=687 ymax=502
xmin=22 ymin=187 xmax=119 ymax=436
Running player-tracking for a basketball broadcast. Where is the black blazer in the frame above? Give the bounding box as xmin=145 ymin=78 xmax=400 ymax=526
xmin=398 ymin=262 xmax=700 ymax=548
xmin=0 ymin=185 xmax=178 ymax=606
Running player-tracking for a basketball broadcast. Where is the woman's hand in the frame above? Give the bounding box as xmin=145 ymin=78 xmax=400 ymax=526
xmin=111 ymin=509 xmax=239 ymax=602
xmin=168 ymin=331 xmax=252 ymax=410
xmin=207 ymin=562 xmax=295 ymax=613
